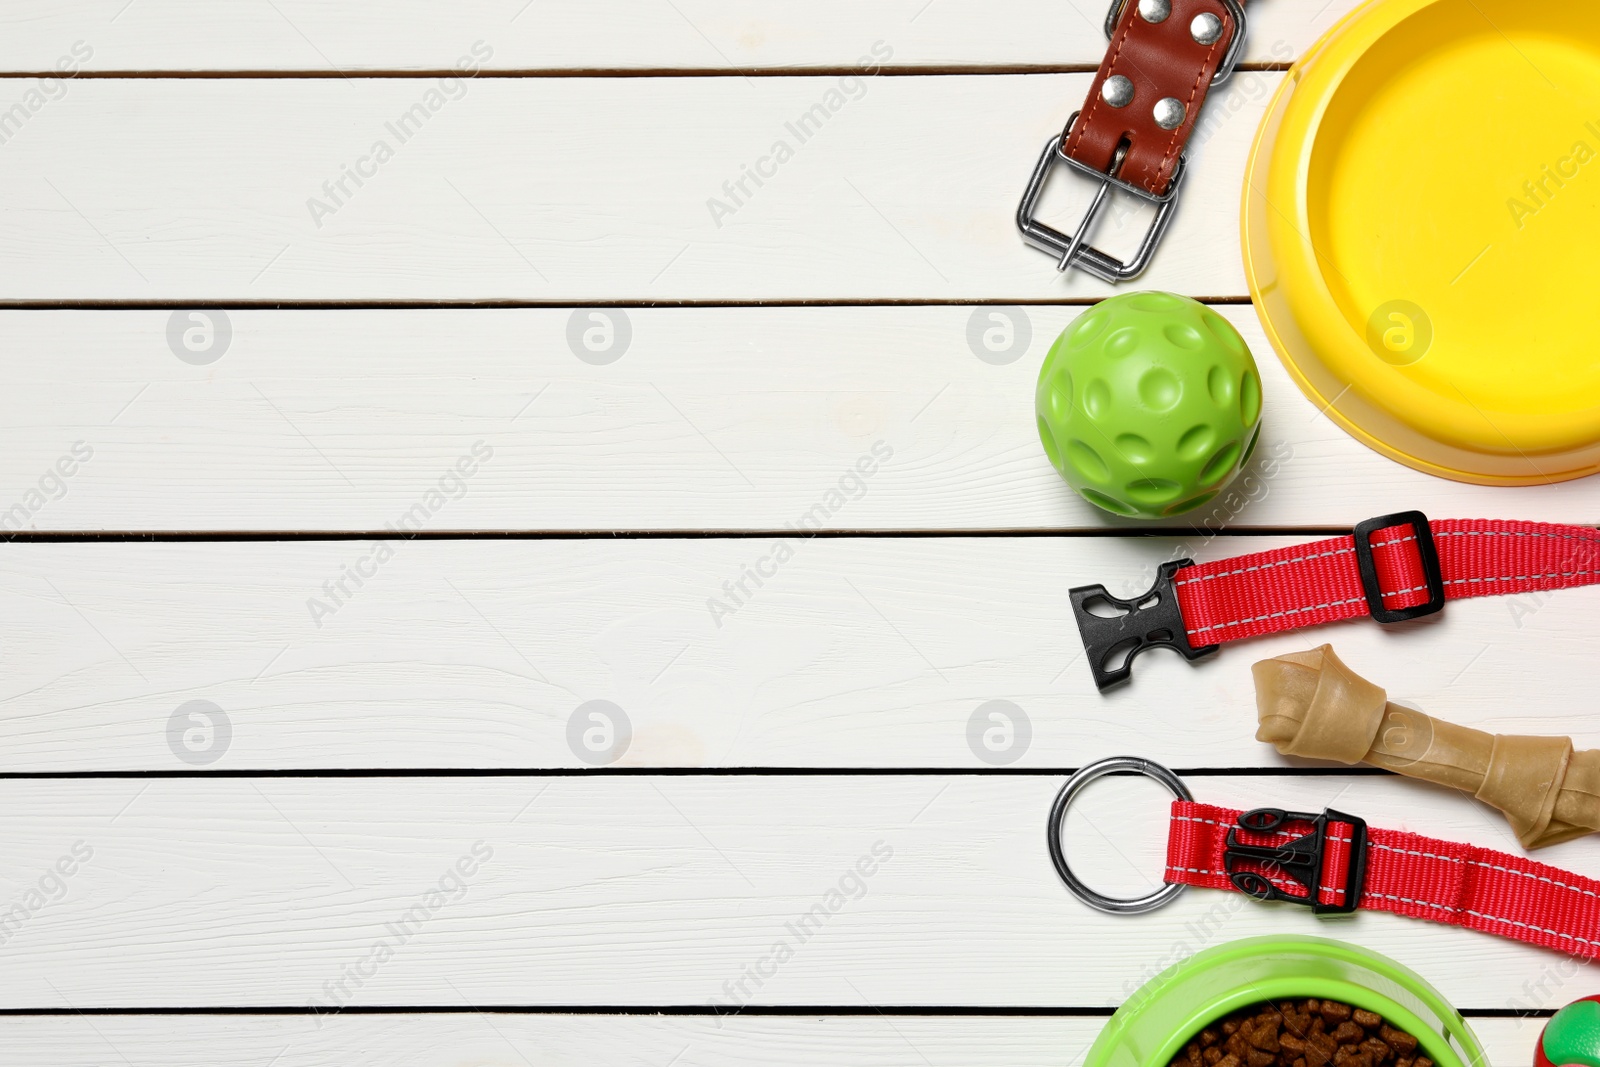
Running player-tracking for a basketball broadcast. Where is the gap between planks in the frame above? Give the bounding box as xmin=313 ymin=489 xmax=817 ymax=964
xmin=0 ymin=297 xmax=1259 ymax=310
xmin=0 ymin=1004 xmax=1543 ymax=1017
xmin=0 ymin=64 xmax=1292 ymax=79
xmin=0 ymin=767 xmax=1398 ymax=779
xmin=0 ymin=527 xmax=1356 ymax=543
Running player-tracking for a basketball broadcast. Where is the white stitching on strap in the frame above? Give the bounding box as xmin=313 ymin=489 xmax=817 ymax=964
xmin=1187 ymin=570 xmax=1598 ymax=637
xmin=1446 ymin=570 xmax=1598 ymax=585
xmin=1466 ymin=911 xmax=1600 ymax=948
xmin=1437 ymin=528 xmax=1600 ymax=546
xmin=1172 ymin=532 xmax=1426 ymax=590
xmin=1173 ymin=545 xmax=1355 ymax=587
xmin=1186 ymin=595 xmax=1369 ymax=636
xmin=1178 ymin=524 xmax=1600 ymax=637
xmin=1467 ymin=862 xmax=1600 ymax=900
xmin=1161 ymin=863 xmax=1340 ymax=898
xmin=1171 ymin=809 xmax=1600 ymax=942
xmin=1172 ymin=873 xmax=1600 ymax=946
xmin=1363 ymin=844 xmax=1600 ymax=902
xmin=1366 ymin=891 xmax=1454 ymax=913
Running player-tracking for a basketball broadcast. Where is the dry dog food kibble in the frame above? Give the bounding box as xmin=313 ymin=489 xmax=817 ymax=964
xmin=1168 ymin=999 xmax=1430 ymax=1067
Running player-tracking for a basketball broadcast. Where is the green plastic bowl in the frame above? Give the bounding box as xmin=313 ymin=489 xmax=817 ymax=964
xmin=1084 ymin=936 xmax=1486 ymax=1067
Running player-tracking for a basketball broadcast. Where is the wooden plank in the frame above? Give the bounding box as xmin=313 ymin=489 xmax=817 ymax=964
xmin=0 ymin=1015 xmax=1550 ymax=1067
xmin=4 ymin=306 xmax=1596 ymax=534
xmin=0 ymin=1 xmax=1328 ymax=72
xmin=4 ymin=536 xmax=1600 ymax=771
xmin=0 ymin=73 xmax=1274 ymax=301
xmin=0 ymin=773 xmax=1592 ymax=1008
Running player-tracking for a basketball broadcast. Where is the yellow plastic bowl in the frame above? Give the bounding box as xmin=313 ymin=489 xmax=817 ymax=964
xmin=1243 ymin=0 xmax=1600 ymax=484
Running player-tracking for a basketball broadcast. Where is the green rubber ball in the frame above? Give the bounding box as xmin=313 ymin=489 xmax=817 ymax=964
xmin=1035 ymin=291 xmax=1263 ymax=519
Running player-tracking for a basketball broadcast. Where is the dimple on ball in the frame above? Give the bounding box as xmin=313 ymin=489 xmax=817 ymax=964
xmin=1035 ymin=291 xmax=1263 ymax=519
xmin=1536 ymin=996 xmax=1600 ymax=1067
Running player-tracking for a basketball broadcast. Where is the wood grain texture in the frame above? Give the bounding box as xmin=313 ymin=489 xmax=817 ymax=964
xmin=0 ymin=0 xmax=1326 ymax=71
xmin=0 ymin=73 xmax=1277 ymax=301
xmin=0 ymin=1015 xmax=1549 ymax=1067
xmin=4 ymin=307 xmax=1596 ymax=534
xmin=1 ymin=0 xmax=1593 ymax=1040
xmin=3 ymin=537 xmax=1599 ymax=771
xmin=0 ymin=774 xmax=1594 ymax=1010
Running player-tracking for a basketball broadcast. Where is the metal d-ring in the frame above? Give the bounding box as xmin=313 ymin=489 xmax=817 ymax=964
xmin=1047 ymin=756 xmax=1193 ymax=914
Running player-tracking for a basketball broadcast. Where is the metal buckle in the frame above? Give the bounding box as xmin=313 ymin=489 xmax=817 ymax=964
xmin=1224 ymin=807 xmax=1368 ymax=915
xmin=1017 ymin=0 xmax=1247 ymax=280
xmin=1016 ymin=123 xmax=1186 ymax=282
xmin=1104 ymin=0 xmax=1248 ymax=85
xmin=1353 ymin=510 xmax=1445 ymax=624
xmin=1069 ymin=559 xmax=1219 ymax=691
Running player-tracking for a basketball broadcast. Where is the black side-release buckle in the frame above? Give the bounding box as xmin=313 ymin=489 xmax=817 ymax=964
xmin=1070 ymin=559 xmax=1219 ymax=691
xmin=1353 ymin=510 xmax=1444 ymax=624
xmin=1224 ymin=807 xmax=1368 ymax=915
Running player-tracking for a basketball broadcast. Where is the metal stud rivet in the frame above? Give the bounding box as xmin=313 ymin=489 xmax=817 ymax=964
xmin=1190 ymin=12 xmax=1223 ymax=45
xmin=1137 ymin=0 xmax=1171 ymax=23
xmin=1153 ymin=97 xmax=1186 ymax=129
xmin=1102 ymin=75 xmax=1135 ymax=108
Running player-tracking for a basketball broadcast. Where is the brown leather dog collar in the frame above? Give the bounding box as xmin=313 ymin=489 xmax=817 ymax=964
xmin=1017 ymin=0 xmax=1246 ymax=280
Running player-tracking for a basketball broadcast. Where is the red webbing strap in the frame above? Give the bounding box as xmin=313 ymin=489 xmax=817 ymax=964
xmin=1174 ymin=519 xmax=1600 ymax=645
xmin=1167 ymin=801 xmax=1600 ymax=960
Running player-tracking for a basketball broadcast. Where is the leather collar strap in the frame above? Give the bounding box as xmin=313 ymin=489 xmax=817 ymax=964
xmin=1167 ymin=800 xmax=1600 ymax=960
xmin=1071 ymin=511 xmax=1600 ymax=689
xmin=1066 ymin=0 xmax=1243 ymax=198
xmin=1016 ymin=0 xmax=1246 ymax=279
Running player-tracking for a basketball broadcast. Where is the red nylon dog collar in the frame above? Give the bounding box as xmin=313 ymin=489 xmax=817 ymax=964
xmin=1071 ymin=511 xmax=1600 ymax=689
xmin=1048 ymin=758 xmax=1600 ymax=958
xmin=1167 ymin=800 xmax=1600 ymax=961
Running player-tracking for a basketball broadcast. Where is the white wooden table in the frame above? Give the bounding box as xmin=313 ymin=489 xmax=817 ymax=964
xmin=0 ymin=2 xmax=1593 ymax=1064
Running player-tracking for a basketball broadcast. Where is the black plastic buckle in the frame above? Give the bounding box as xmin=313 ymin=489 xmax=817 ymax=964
xmin=1224 ymin=807 xmax=1367 ymax=915
xmin=1070 ymin=559 xmax=1219 ymax=691
xmin=1353 ymin=510 xmax=1444 ymax=624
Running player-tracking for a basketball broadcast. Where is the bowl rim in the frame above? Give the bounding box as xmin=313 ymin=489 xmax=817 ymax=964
xmin=1086 ymin=935 xmax=1485 ymax=1067
xmin=1240 ymin=0 xmax=1600 ymax=484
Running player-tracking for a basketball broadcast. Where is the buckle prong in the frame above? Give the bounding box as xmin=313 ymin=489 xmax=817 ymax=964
xmin=1059 ymin=177 xmax=1111 ymax=271
xmin=1016 ymin=125 xmax=1187 ymax=282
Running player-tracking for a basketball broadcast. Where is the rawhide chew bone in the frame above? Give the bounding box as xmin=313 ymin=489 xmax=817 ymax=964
xmin=1253 ymin=644 xmax=1600 ymax=849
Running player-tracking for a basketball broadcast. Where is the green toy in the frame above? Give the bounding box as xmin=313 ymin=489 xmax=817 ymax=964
xmin=1036 ymin=291 xmax=1263 ymax=519
xmin=1536 ymin=997 xmax=1600 ymax=1067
